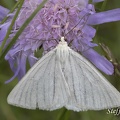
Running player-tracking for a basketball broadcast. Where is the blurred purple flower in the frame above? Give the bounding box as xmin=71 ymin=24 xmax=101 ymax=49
xmin=1 ymin=0 xmax=120 ymax=83
xmin=0 ymin=6 xmax=10 ymax=45
xmin=0 ymin=5 xmax=9 ymax=21
xmin=92 ymin=0 xmax=104 ymax=3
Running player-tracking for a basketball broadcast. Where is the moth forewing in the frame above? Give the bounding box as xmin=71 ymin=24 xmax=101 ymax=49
xmin=7 ymin=37 xmax=120 ymax=111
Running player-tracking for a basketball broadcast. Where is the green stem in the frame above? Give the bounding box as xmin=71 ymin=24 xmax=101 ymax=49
xmin=101 ymin=0 xmax=108 ymax=11
xmin=0 ymin=0 xmax=24 ymax=55
xmin=0 ymin=0 xmax=48 ymax=61
xmin=57 ymin=109 xmax=67 ymax=120
xmin=57 ymin=109 xmax=70 ymax=120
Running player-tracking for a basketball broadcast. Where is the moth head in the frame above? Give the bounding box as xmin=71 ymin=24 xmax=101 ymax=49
xmin=57 ymin=36 xmax=68 ymax=46
xmin=61 ymin=37 xmax=65 ymax=42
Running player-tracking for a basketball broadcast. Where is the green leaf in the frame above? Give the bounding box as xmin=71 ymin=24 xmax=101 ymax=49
xmin=0 ymin=0 xmax=16 ymax=9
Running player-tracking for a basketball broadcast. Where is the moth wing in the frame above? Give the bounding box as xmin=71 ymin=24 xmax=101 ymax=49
xmin=7 ymin=49 xmax=69 ymax=110
xmin=65 ymin=49 xmax=120 ymax=111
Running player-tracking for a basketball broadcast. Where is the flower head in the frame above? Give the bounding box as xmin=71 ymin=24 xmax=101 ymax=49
xmin=1 ymin=0 xmax=120 ymax=83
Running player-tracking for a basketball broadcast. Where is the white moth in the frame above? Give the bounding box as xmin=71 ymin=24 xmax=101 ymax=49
xmin=7 ymin=37 xmax=120 ymax=111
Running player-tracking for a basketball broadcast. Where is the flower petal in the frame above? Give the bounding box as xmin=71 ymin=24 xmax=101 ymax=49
xmin=0 ymin=5 xmax=9 ymax=21
xmin=82 ymin=48 xmax=114 ymax=75
xmin=82 ymin=25 xmax=96 ymax=38
xmin=92 ymin=0 xmax=104 ymax=3
xmin=0 ymin=22 xmax=11 ymax=43
xmin=87 ymin=8 xmax=120 ymax=25
xmin=28 ymin=54 xmax=38 ymax=67
xmin=17 ymin=53 xmax=27 ymax=80
xmin=5 ymin=65 xmax=20 ymax=84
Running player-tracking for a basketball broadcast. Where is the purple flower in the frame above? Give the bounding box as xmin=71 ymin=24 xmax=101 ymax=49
xmin=0 ymin=22 xmax=11 ymax=45
xmin=0 ymin=5 xmax=9 ymax=21
xmin=1 ymin=0 xmax=120 ymax=83
xmin=92 ymin=0 xmax=104 ymax=3
xmin=0 ymin=6 xmax=10 ymax=45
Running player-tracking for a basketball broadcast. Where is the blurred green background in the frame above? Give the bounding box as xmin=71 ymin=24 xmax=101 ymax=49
xmin=0 ymin=0 xmax=120 ymax=120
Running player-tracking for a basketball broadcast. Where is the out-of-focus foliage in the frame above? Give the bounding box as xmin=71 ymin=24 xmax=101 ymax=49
xmin=0 ymin=0 xmax=120 ymax=120
xmin=0 ymin=0 xmax=16 ymax=9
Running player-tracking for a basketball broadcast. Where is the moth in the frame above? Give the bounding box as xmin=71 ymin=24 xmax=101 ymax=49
xmin=7 ymin=37 xmax=120 ymax=111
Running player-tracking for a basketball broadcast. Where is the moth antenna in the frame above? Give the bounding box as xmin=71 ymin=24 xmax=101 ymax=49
xmin=40 ymin=15 xmax=60 ymax=44
xmin=61 ymin=13 xmax=90 ymax=46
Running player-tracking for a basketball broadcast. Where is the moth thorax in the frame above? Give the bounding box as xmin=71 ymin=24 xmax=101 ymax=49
xmin=56 ymin=43 xmax=69 ymax=66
